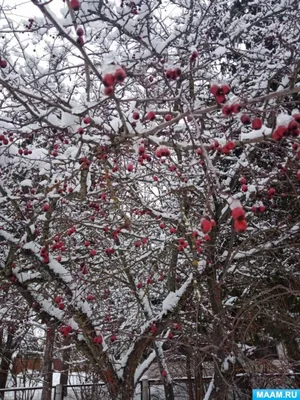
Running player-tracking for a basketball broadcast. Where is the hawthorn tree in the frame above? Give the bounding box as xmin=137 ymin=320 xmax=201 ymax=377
xmin=0 ymin=0 xmax=300 ymax=399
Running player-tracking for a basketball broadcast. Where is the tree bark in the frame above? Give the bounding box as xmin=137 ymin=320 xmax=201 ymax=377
xmin=41 ymin=325 xmax=55 ymax=400
xmin=59 ymin=336 xmax=72 ymax=398
xmin=0 ymin=332 xmax=14 ymax=400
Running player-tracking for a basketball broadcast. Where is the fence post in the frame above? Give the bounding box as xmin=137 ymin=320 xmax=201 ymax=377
xmin=141 ymin=377 xmax=149 ymax=400
xmin=55 ymin=384 xmax=63 ymax=400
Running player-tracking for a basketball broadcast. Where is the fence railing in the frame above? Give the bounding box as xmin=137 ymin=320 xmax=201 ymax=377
xmin=0 ymin=373 xmax=299 ymax=400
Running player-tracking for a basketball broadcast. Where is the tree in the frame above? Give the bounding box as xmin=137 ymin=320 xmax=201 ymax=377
xmin=0 ymin=0 xmax=299 ymax=399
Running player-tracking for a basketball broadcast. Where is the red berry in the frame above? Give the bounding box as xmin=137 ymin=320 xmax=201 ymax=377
xmin=133 ymin=112 xmax=140 ymax=120
xmin=76 ymin=27 xmax=84 ymax=36
xmin=252 ymin=118 xmax=262 ymax=130
xmin=58 ymin=302 xmax=65 ymax=310
xmin=159 ymin=222 xmax=165 ymax=229
xmin=165 ymin=114 xmax=172 ymax=121
xmin=175 ymin=68 xmax=181 ymax=77
xmin=103 ymin=73 xmax=115 ymax=87
xmin=201 ymin=219 xmax=212 ymax=233
xmin=240 ymin=114 xmax=251 ymax=125
xmin=227 ymin=141 xmax=235 ymax=150
xmin=241 ymin=184 xmax=248 ymax=192
xmin=77 ymin=127 xmax=84 ymax=134
xmin=215 ymin=94 xmax=226 ymax=104
xmin=222 ymin=105 xmax=232 ymax=116
xmin=268 ymin=188 xmax=276 ymax=196
xmin=76 ymin=36 xmax=84 ymax=46
xmin=83 ymin=117 xmax=91 ymax=124
xmin=293 ymin=114 xmax=300 ymax=123
xmin=231 ymin=207 xmax=245 ymax=220
xmin=234 ymin=220 xmax=247 ymax=233
xmin=87 ymin=294 xmax=95 ymax=301
xmin=239 ymin=177 xmax=247 ymax=185
xmin=90 ymin=249 xmax=96 ymax=256
xmin=221 ymin=85 xmax=230 ymax=95
xmin=288 ymin=120 xmax=298 ymax=132
xmin=209 ymin=85 xmax=220 ymax=96
xmin=272 ymin=126 xmax=287 ymax=141
xmin=104 ymin=86 xmax=114 ymax=96
xmin=43 ymin=203 xmax=50 ymax=212
xmin=231 ymin=104 xmax=241 ymax=114
xmin=191 ymin=51 xmax=198 ymax=58
xmin=0 ymin=60 xmax=7 ymax=68
xmin=114 ymin=68 xmax=126 ymax=83
xmin=165 ymin=69 xmax=174 ymax=79
xmin=147 ymin=111 xmax=156 ymax=121
xmin=93 ymin=336 xmax=103 ymax=344
xmin=70 ymin=0 xmax=80 ymax=10
xmin=127 ymin=162 xmax=134 ymax=172
xmin=54 ymin=295 xmax=62 ymax=304
xmin=111 ymin=334 xmax=117 ymax=342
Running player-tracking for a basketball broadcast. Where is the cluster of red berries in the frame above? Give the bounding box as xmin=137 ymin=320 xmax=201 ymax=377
xmin=137 ymin=145 xmax=151 ymax=164
xmin=222 ymin=104 xmax=241 ymax=116
xmin=54 ymin=295 xmax=65 ymax=310
xmin=93 ymin=335 xmax=103 ymax=344
xmin=103 ymin=68 xmax=127 ymax=96
xmin=231 ymin=207 xmax=247 ymax=233
xmin=155 ymin=147 xmax=170 ymax=158
xmin=165 ymin=68 xmax=181 ymax=80
xmin=272 ymin=115 xmax=300 ymax=141
xmin=209 ymin=84 xmax=231 ymax=104
xmin=60 ymin=325 xmax=72 ymax=337
xmin=40 ymin=246 xmax=49 ymax=263
xmin=0 ymin=133 xmax=12 ymax=144
xmin=76 ymin=26 xmax=84 ymax=46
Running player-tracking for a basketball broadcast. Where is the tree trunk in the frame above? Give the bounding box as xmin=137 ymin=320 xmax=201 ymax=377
xmin=186 ymin=352 xmax=195 ymax=400
xmin=41 ymin=325 xmax=55 ymax=400
xmin=59 ymin=336 xmax=72 ymax=397
xmin=0 ymin=332 xmax=14 ymax=400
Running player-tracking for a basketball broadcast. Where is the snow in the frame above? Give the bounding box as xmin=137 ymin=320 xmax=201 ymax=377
xmin=20 ymin=179 xmax=33 ymax=187
xmin=203 ymin=376 xmax=214 ymax=400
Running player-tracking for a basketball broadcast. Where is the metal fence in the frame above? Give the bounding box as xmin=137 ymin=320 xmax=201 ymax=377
xmin=0 ymin=374 xmax=299 ymax=400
